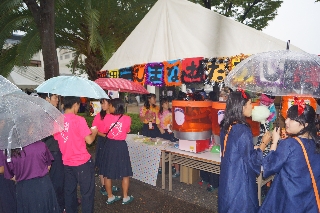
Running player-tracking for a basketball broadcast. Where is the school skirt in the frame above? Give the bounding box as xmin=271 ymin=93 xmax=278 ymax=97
xmin=16 ymin=175 xmax=60 ymax=213
xmin=100 ymin=139 xmax=133 ymax=180
xmin=94 ymin=136 xmax=107 ymax=169
xmin=141 ymin=123 xmax=160 ymax=138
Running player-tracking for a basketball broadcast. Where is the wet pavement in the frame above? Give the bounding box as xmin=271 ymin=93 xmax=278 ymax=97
xmin=84 ymin=103 xmax=218 ymax=213
xmin=89 ymin=159 xmax=218 ymax=213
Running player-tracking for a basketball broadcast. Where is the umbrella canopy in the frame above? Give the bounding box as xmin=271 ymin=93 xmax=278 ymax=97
xmin=0 ymin=91 xmax=64 ymax=150
xmin=36 ymin=76 xmax=109 ymax=99
xmin=95 ymin=78 xmax=149 ymax=94
xmin=225 ymin=50 xmax=320 ymax=98
xmin=0 ymin=75 xmax=21 ymax=96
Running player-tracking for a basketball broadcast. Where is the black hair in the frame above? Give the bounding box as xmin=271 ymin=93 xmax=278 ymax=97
xmin=144 ymin=93 xmax=156 ymax=110
xmin=159 ymin=97 xmax=171 ymax=114
xmin=208 ymin=91 xmax=218 ymax=101
xmin=176 ymin=91 xmax=187 ymax=100
xmin=110 ymin=98 xmax=125 ymax=115
xmin=287 ymin=104 xmax=320 ymax=153
xmin=5 ymin=148 xmax=26 ymax=158
xmin=63 ymin=96 xmax=80 ymax=110
xmin=37 ymin=92 xmax=55 ymax=99
xmin=99 ymin=98 xmax=111 ymax=120
xmin=220 ymin=91 xmax=251 ymax=133
xmin=193 ymin=92 xmax=204 ymax=101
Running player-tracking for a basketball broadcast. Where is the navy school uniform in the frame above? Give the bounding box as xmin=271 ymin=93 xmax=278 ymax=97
xmin=0 ymin=175 xmax=16 ymax=213
xmin=219 ymin=124 xmax=263 ymax=213
xmin=43 ymin=135 xmax=65 ymax=212
xmin=258 ymin=137 xmax=320 ymax=213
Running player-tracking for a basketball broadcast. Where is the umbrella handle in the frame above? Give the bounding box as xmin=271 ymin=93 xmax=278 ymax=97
xmin=6 ymin=126 xmax=15 ymax=162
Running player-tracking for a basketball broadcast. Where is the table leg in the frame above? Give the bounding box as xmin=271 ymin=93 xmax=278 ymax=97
xmin=161 ymin=150 xmax=165 ymax=189
xmin=257 ymin=172 xmax=262 ymax=206
xmin=169 ymin=152 xmax=172 ymax=191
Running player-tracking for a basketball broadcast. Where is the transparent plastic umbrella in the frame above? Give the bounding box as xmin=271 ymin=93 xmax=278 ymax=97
xmin=36 ymin=76 xmax=109 ymax=99
xmin=0 ymin=75 xmax=21 ymax=95
xmin=225 ymin=50 xmax=320 ymax=98
xmin=0 ymin=91 xmax=64 ymax=151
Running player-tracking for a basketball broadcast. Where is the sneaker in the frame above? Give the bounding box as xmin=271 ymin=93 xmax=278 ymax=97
xmin=172 ymin=172 xmax=180 ymax=178
xmin=158 ymin=168 xmax=162 ymax=175
xmin=100 ymin=186 xmax=108 ymax=196
xmin=207 ymin=184 xmax=217 ymax=192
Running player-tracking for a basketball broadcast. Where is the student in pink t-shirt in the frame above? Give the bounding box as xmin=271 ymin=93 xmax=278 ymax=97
xmin=100 ymin=98 xmax=133 ymax=205
xmin=92 ymin=98 xmax=119 ymax=196
xmin=54 ymin=96 xmax=97 ymax=213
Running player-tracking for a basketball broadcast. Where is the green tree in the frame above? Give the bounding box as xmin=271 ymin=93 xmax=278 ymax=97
xmin=55 ymin=0 xmax=156 ymax=80
xmin=0 ymin=0 xmax=60 ymax=80
xmin=191 ymin=0 xmax=283 ymax=30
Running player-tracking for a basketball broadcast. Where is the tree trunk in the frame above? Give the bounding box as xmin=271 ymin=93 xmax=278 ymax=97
xmin=24 ymin=0 xmax=59 ymax=80
xmin=203 ymin=0 xmax=211 ymax=9
xmin=85 ymin=53 xmax=104 ymax=80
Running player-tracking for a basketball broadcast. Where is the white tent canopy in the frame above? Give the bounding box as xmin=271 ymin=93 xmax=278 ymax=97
xmin=102 ymin=0 xmax=303 ymax=71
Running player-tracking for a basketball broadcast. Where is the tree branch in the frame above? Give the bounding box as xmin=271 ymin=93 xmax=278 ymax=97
xmin=241 ymin=0 xmax=260 ymax=22
xmin=23 ymin=0 xmax=40 ymax=27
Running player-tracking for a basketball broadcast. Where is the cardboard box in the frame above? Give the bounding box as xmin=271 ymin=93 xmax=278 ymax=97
xmin=179 ymin=139 xmax=209 ymax=153
xmin=180 ymin=165 xmax=199 ymax=184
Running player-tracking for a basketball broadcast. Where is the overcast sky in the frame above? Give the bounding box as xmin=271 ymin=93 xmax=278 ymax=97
xmin=262 ymin=0 xmax=320 ymax=55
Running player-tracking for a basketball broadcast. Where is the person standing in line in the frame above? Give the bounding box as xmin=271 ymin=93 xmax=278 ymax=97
xmin=259 ymin=103 xmax=320 ymax=213
xmin=100 ymin=98 xmax=133 ymax=205
xmin=92 ymin=98 xmax=119 ymax=196
xmin=139 ymin=93 xmax=160 ymax=138
xmin=3 ymin=141 xmax=60 ymax=213
xmin=38 ymin=93 xmax=65 ymax=212
xmin=0 ymin=150 xmax=16 ymax=213
xmin=54 ymin=96 xmax=98 ymax=213
xmin=218 ymin=90 xmax=271 ymax=213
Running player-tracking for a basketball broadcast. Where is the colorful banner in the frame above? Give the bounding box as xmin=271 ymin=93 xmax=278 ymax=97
xmin=119 ymin=67 xmax=133 ymax=81
xmin=145 ymin=62 xmax=164 ymax=86
xmin=97 ymin=70 xmax=108 ymax=78
xmin=181 ymin=57 xmax=205 ymax=83
xmin=163 ymin=60 xmax=182 ymax=86
xmin=108 ymin=69 xmax=119 ymax=78
xmin=132 ymin=64 xmax=146 ymax=85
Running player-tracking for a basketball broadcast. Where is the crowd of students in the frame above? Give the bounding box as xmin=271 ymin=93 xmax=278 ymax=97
xmin=1 ymin=90 xmax=320 ymax=213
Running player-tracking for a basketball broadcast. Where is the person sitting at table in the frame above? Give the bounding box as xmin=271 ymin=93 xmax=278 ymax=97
xmin=100 ymin=98 xmax=134 ymax=205
xmin=258 ymin=102 xmax=320 ymax=213
xmin=157 ymin=97 xmax=179 ymax=177
xmin=139 ymin=93 xmax=160 ymax=138
xmin=218 ymin=89 xmax=271 ymax=213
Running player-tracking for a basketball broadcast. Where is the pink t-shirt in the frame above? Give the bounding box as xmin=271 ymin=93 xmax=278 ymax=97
xmin=54 ymin=113 xmax=92 ymax=166
xmin=103 ymin=114 xmax=131 ymax=140
xmin=158 ymin=109 xmax=172 ymax=129
xmin=92 ymin=112 xmax=107 ymax=133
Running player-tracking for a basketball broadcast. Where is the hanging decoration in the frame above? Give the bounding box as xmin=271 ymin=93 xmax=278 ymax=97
xmin=97 ymin=70 xmax=108 ymax=78
xmin=163 ymin=60 xmax=182 ymax=86
xmin=108 ymin=69 xmax=119 ymax=78
xmin=132 ymin=64 xmax=146 ymax=86
xmin=119 ymin=67 xmax=133 ymax=81
xmin=145 ymin=62 xmax=164 ymax=86
xmin=228 ymin=54 xmax=250 ymax=71
xmin=181 ymin=57 xmax=205 ymax=83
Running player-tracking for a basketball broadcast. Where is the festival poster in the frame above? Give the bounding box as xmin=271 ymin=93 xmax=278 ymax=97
xmin=108 ymin=69 xmax=119 ymax=78
xmin=119 ymin=67 xmax=133 ymax=81
xmin=181 ymin=57 xmax=205 ymax=83
xmin=145 ymin=63 xmax=164 ymax=86
xmin=163 ymin=60 xmax=182 ymax=86
xmin=132 ymin=64 xmax=146 ymax=85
